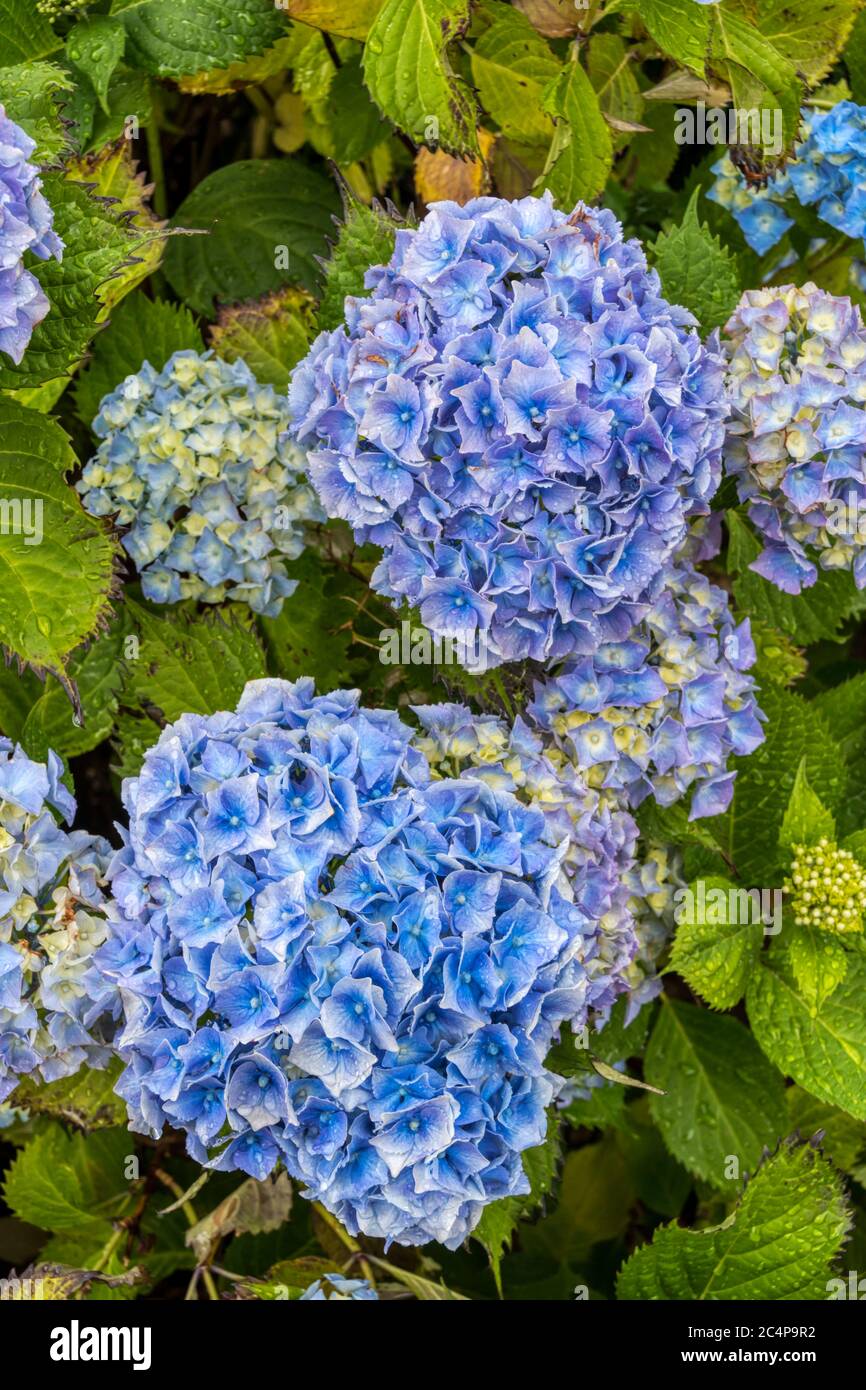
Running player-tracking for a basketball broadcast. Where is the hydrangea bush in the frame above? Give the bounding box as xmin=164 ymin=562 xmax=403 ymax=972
xmin=2 ymin=0 xmax=866 ymax=1314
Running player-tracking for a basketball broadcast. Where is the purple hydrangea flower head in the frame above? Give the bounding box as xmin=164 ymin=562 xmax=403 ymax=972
xmin=527 ymin=560 xmax=765 ymax=817
xmin=723 ymin=283 xmax=866 ymax=592
xmin=288 ymin=194 xmax=728 ymax=668
xmin=709 ymin=104 xmax=866 ymax=255
xmin=0 ymin=104 xmax=63 ymax=364
xmin=77 ymin=351 xmax=324 ymax=617
xmin=0 ymin=739 xmax=116 ymax=1104
xmin=99 ymin=677 xmax=609 ymax=1248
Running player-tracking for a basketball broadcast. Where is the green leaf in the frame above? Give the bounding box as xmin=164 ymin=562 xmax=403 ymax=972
xmin=122 ymin=0 xmax=285 ymax=79
xmin=668 ymin=875 xmax=765 ymax=1010
xmin=546 ymin=994 xmax=653 ymax=1080
xmin=734 ymin=0 xmax=862 ymax=87
xmin=710 ymin=6 xmax=802 ymax=152
xmin=3 ymin=1126 xmax=132 ymax=1242
xmin=779 ymin=757 xmax=837 ymax=849
xmin=617 ymin=1139 xmax=850 ymax=1299
xmin=258 ymin=551 xmax=356 ymax=691
xmin=631 ymin=0 xmax=711 ymax=77
xmin=727 ymin=510 xmax=865 ymax=644
xmin=67 ymin=16 xmax=126 ymax=115
xmin=538 ymin=57 xmax=613 ymax=207
xmin=0 ymin=173 xmax=146 ymax=392
xmin=9 ymin=1061 xmax=127 ymax=1132
xmin=587 ymin=33 xmax=644 ymax=150
xmin=786 ymin=1086 xmax=866 ymax=1173
xmin=362 ymin=0 xmax=479 ymax=156
xmin=326 ymin=54 xmax=391 ymax=163
xmin=66 ymin=142 xmax=166 ymax=311
xmin=845 ymin=8 xmax=866 ymax=104
xmin=367 ymin=1258 xmax=468 ymax=1300
xmin=473 ymin=1113 xmax=561 ymax=1295
xmin=0 ymin=0 xmax=59 ymax=67
xmin=73 ymin=294 xmax=203 ymax=429
xmin=317 ymin=198 xmax=399 ymax=332
xmin=747 ymin=941 xmax=866 ymax=1120
xmin=649 ymin=190 xmax=741 ymax=333
xmin=69 ymin=65 xmax=153 ymax=153
xmin=0 ymin=403 xmax=116 ymax=684
xmin=646 ymin=1000 xmax=788 ymax=1186
xmin=520 ymin=1138 xmax=635 ymax=1265
xmin=0 ymin=62 xmax=73 ymax=162
xmin=813 ymin=674 xmax=866 ymax=836
xmin=125 ymin=601 xmax=267 ymax=722
xmin=164 ymin=159 xmax=339 ymax=315
xmin=469 ymin=7 xmax=560 ymax=146
xmin=705 ymin=681 xmax=845 ymax=885
xmin=234 ymin=1256 xmax=335 ymax=1300
xmin=209 ymin=288 xmax=314 ymax=393
xmin=787 ymin=920 xmax=850 ymax=1013
xmin=19 ymin=619 xmax=128 ymax=761
xmin=616 ymin=1103 xmax=693 ymax=1217
xmin=110 ymin=710 xmax=162 ymax=782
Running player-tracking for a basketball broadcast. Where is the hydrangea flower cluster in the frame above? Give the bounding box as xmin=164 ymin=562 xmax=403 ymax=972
xmin=98 ymin=677 xmax=603 ymax=1248
xmin=77 ymin=351 xmax=323 ymax=617
xmin=411 ymin=701 xmax=640 ymax=1026
xmin=289 ymin=193 xmax=728 ymax=668
xmin=784 ymin=838 xmax=866 ymax=934
xmin=299 ymin=1272 xmax=379 ymax=1300
xmin=723 ymin=283 xmax=866 ymax=593
xmin=709 ymin=104 xmax=866 ymax=256
xmin=0 ymin=105 xmax=63 ymax=365
xmin=526 ymin=561 xmax=764 ymax=819
xmin=0 ymin=740 xmax=115 ymax=1104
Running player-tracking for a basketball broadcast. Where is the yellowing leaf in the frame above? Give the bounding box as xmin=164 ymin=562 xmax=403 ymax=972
xmin=283 ymin=0 xmax=384 ymax=41
xmin=415 ymin=129 xmax=495 ymax=206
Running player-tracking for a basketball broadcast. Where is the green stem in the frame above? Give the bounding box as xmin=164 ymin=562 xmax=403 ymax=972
xmin=312 ymin=1202 xmax=377 ymax=1288
xmin=146 ymin=106 xmax=168 ymax=222
xmin=491 ymin=670 xmax=515 ymax=721
xmin=156 ymin=1168 xmax=219 ymax=1301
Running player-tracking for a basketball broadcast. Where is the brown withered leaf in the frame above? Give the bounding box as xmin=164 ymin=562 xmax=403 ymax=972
xmin=185 ymin=1172 xmax=293 ymax=1264
xmin=513 ymin=0 xmax=582 ymax=39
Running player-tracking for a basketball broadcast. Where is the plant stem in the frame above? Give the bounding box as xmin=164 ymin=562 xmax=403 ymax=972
xmin=312 ymin=1202 xmax=377 ymax=1287
xmin=155 ymin=1168 xmax=219 ymax=1301
xmin=146 ymin=103 xmax=168 ymax=222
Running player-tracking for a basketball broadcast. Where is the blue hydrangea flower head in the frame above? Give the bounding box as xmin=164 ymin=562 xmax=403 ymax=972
xmin=77 ymin=351 xmax=324 ymax=617
xmin=299 ymin=1272 xmax=379 ymax=1300
xmin=526 ymin=559 xmax=765 ymax=818
xmin=100 ymin=677 xmax=604 ymax=1248
xmin=0 ymin=104 xmax=63 ymax=364
xmin=0 ymin=739 xmax=116 ymax=1103
xmin=288 ymin=194 xmax=728 ymax=668
xmin=723 ymin=282 xmax=866 ymax=592
xmin=709 ymin=104 xmax=866 ymax=255
xmin=411 ymin=700 xmax=642 ymax=1026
